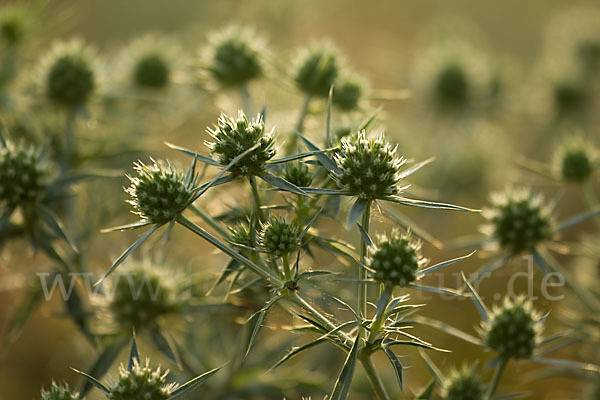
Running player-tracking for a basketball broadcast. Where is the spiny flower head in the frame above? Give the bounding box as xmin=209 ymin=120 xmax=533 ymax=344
xmin=553 ymin=80 xmax=588 ymax=117
xmin=40 ymin=382 xmax=79 ymax=400
xmin=206 ymin=110 xmax=275 ymax=176
xmin=259 ymin=216 xmax=299 ymax=256
xmin=367 ymin=230 xmax=427 ymax=287
xmin=125 ymin=159 xmax=195 ymax=223
xmin=484 ymin=188 xmax=555 ymax=254
xmin=0 ymin=4 xmax=28 ymax=45
xmin=0 ymin=141 xmax=49 ymax=208
xmin=108 ymin=359 xmax=176 ymax=400
xmin=333 ymin=73 xmax=365 ymax=111
xmin=107 ymin=263 xmax=185 ymax=331
xmin=228 ymin=222 xmax=253 ymax=248
xmin=204 ymin=26 xmax=264 ymax=87
xmin=294 ymin=42 xmax=340 ymax=97
xmin=441 ymin=365 xmax=485 ymax=400
xmin=333 ymin=130 xmax=405 ymax=200
xmin=40 ymin=39 xmax=97 ymax=108
xmin=483 ymin=296 xmax=541 ymax=359
xmin=554 ymin=137 xmax=597 ymax=182
xmin=283 ymin=162 xmax=312 ymax=188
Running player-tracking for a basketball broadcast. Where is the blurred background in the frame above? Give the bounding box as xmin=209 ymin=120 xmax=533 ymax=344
xmin=0 ymin=0 xmax=599 ymax=399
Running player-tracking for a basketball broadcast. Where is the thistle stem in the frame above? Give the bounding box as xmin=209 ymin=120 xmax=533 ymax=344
xmin=282 ymin=252 xmax=291 ymax=281
xmin=189 ymin=204 xmax=230 ymax=238
xmin=487 ymin=357 xmax=509 ymax=398
xmin=249 ymin=176 xmax=266 ymax=222
xmin=359 ymin=201 xmax=372 ymax=322
xmin=360 ymin=355 xmax=391 ymax=400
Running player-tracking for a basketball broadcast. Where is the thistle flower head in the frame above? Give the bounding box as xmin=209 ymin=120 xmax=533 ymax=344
xmin=40 ymin=39 xmax=97 ymax=108
xmin=283 ymin=162 xmax=312 ymax=188
xmin=483 ymin=296 xmax=541 ymax=359
xmin=333 ymin=73 xmax=366 ymax=111
xmin=106 ymin=262 xmax=185 ymax=331
xmin=484 ymin=188 xmax=555 ymax=254
xmin=259 ymin=216 xmax=299 ymax=256
xmin=554 ymin=137 xmax=597 ymax=182
xmin=367 ymin=230 xmax=427 ymax=287
xmin=206 ymin=110 xmax=275 ymax=176
xmin=553 ymin=80 xmax=588 ymax=117
xmin=204 ymin=26 xmax=264 ymax=87
xmin=228 ymin=222 xmax=253 ymax=248
xmin=294 ymin=42 xmax=340 ymax=97
xmin=441 ymin=365 xmax=485 ymax=400
xmin=333 ymin=131 xmax=405 ymax=200
xmin=40 ymin=382 xmax=79 ymax=400
xmin=108 ymin=359 xmax=176 ymax=400
xmin=0 ymin=141 xmax=49 ymax=208
xmin=125 ymin=159 xmax=195 ymax=223
xmin=0 ymin=4 xmax=28 ymax=45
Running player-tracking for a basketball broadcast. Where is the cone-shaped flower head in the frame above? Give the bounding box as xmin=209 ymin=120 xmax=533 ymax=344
xmin=134 ymin=53 xmax=169 ymax=88
xmin=206 ymin=110 xmax=275 ymax=176
xmin=0 ymin=141 xmax=48 ymax=208
xmin=554 ymin=137 xmax=597 ymax=182
xmin=367 ymin=230 xmax=427 ymax=287
xmin=205 ymin=26 xmax=264 ymax=87
xmin=0 ymin=5 xmax=28 ymax=45
xmin=484 ymin=188 xmax=555 ymax=254
xmin=107 ymin=263 xmax=184 ymax=330
xmin=435 ymin=64 xmax=469 ymax=106
xmin=41 ymin=39 xmax=96 ymax=108
xmin=553 ymin=81 xmax=588 ymax=117
xmin=333 ymin=73 xmax=365 ymax=111
xmin=333 ymin=131 xmax=405 ymax=200
xmin=283 ymin=162 xmax=312 ymax=188
xmin=41 ymin=382 xmax=79 ymax=400
xmin=259 ymin=216 xmax=299 ymax=256
xmin=483 ymin=296 xmax=541 ymax=359
xmin=125 ymin=159 xmax=195 ymax=223
xmin=108 ymin=359 xmax=176 ymax=400
xmin=229 ymin=222 xmax=253 ymax=248
xmin=294 ymin=42 xmax=340 ymax=97
xmin=441 ymin=365 xmax=485 ymax=400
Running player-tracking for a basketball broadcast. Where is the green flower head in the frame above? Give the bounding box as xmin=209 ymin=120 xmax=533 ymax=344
xmin=435 ymin=63 xmax=469 ymax=107
xmin=228 ymin=222 xmax=253 ymax=248
xmin=41 ymin=39 xmax=97 ymax=108
xmin=205 ymin=26 xmax=264 ymax=87
xmin=553 ymin=137 xmax=597 ymax=182
xmin=484 ymin=188 xmax=555 ymax=254
xmin=367 ymin=230 xmax=427 ymax=287
xmin=333 ymin=73 xmax=365 ymax=111
xmin=259 ymin=216 xmax=299 ymax=256
xmin=108 ymin=359 xmax=176 ymax=400
xmin=483 ymin=296 xmax=541 ymax=359
xmin=126 ymin=159 xmax=195 ymax=223
xmin=294 ymin=42 xmax=340 ymax=97
xmin=441 ymin=365 xmax=485 ymax=400
xmin=333 ymin=130 xmax=405 ymax=200
xmin=0 ymin=141 xmax=49 ymax=208
xmin=283 ymin=162 xmax=312 ymax=188
xmin=0 ymin=5 xmax=28 ymax=45
xmin=553 ymin=80 xmax=588 ymax=117
xmin=41 ymin=382 xmax=79 ymax=400
xmin=206 ymin=110 xmax=275 ymax=176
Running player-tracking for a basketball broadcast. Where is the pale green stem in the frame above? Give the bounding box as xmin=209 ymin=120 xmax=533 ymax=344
xmin=487 ymin=357 xmax=509 ymax=399
xmin=189 ymin=204 xmax=230 ymax=238
xmin=249 ymin=176 xmax=266 ymax=222
xmin=282 ymin=252 xmax=292 ymax=281
xmin=359 ymin=201 xmax=372 ymax=322
xmin=360 ymin=355 xmax=391 ymax=400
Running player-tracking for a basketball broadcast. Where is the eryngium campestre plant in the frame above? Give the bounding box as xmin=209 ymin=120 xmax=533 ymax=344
xmin=40 ymin=39 xmax=96 ymax=108
xmin=553 ymin=137 xmax=597 ymax=183
xmin=108 ymin=359 xmax=176 ymax=400
xmin=283 ymin=162 xmax=312 ymax=188
xmin=107 ymin=263 xmax=186 ymax=331
xmin=483 ymin=296 xmax=541 ymax=359
xmin=259 ymin=215 xmax=299 ymax=256
xmin=483 ymin=188 xmax=555 ymax=254
xmin=126 ymin=159 xmax=195 ymax=223
xmin=206 ymin=110 xmax=275 ymax=176
xmin=332 ymin=73 xmax=365 ymax=111
xmin=441 ymin=365 xmax=485 ymax=400
xmin=367 ymin=230 xmax=427 ymax=287
xmin=333 ymin=130 xmax=405 ymax=200
xmin=294 ymin=42 xmax=340 ymax=97
xmin=204 ymin=26 xmax=264 ymax=87
xmin=0 ymin=141 xmax=48 ymax=208
xmin=40 ymin=382 xmax=79 ymax=400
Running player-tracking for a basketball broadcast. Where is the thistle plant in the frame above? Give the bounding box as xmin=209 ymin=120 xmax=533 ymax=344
xmin=553 ymin=137 xmax=597 ymax=183
xmin=258 ymin=216 xmax=299 ymax=257
xmin=294 ymin=42 xmax=340 ymax=99
xmin=40 ymin=382 xmax=80 ymax=400
xmin=368 ymin=231 xmax=426 ymax=288
xmin=440 ymin=364 xmax=485 ymax=400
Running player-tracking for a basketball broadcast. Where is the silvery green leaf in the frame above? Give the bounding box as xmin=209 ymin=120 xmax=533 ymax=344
xmin=417 ymin=348 xmax=444 ymax=384
xmin=531 ymin=357 xmax=600 ymax=372
xmin=383 ymin=196 xmax=480 ymax=212
xmin=78 ymin=338 xmax=129 ymax=396
xmin=245 ymin=295 xmax=282 ymax=358
xmin=382 ymin=345 xmax=403 ymax=389
xmin=270 ymin=337 xmax=329 ymax=370
xmin=297 ymin=133 xmax=340 ymax=173
xmin=164 ymin=142 xmax=220 ymax=166
xmin=417 ymin=251 xmax=475 ymax=277
xmin=38 ymin=206 xmax=78 ymax=252
xmin=557 ymin=207 xmax=600 ymax=232
xmin=356 ymin=222 xmax=373 ymax=247
xmin=469 ymin=254 xmax=512 ymax=284
xmin=128 ymin=335 xmax=140 ymax=371
xmin=414 ymin=315 xmax=482 ymax=346
xmin=398 ymin=157 xmax=434 ymax=179
xmin=101 ymin=220 xmax=152 ymax=233
xmin=461 ymin=272 xmax=489 ymax=322
xmin=151 ymin=328 xmax=181 ymax=368
xmin=72 ymin=368 xmax=110 ymax=395
xmin=330 ymin=333 xmax=360 ymax=400
xmin=170 ymin=366 xmax=221 ymax=399
xmin=380 ymin=205 xmax=443 ymax=249
xmin=260 ymin=172 xmax=309 ymax=196
xmin=347 ymin=198 xmax=369 ymax=228
xmin=301 ymin=187 xmax=348 ymax=195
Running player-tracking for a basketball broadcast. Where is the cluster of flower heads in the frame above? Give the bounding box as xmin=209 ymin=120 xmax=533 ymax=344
xmin=0 ymin=141 xmax=48 ymax=208
xmin=484 ymin=188 xmax=555 ymax=254
xmin=482 ymin=296 xmax=541 ymax=359
xmin=107 ymin=359 xmax=176 ymax=400
xmin=367 ymin=230 xmax=427 ymax=287
xmin=333 ymin=131 xmax=405 ymax=200
xmin=206 ymin=111 xmax=275 ymax=176
xmin=125 ymin=159 xmax=195 ymax=223
xmin=441 ymin=365 xmax=485 ymax=400
xmin=40 ymin=382 xmax=79 ymax=400
xmin=259 ymin=216 xmax=299 ymax=256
